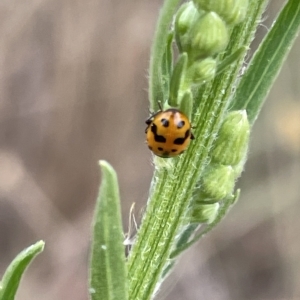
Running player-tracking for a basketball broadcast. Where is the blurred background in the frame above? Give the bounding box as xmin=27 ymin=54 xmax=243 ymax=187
xmin=0 ymin=1 xmax=299 ymax=299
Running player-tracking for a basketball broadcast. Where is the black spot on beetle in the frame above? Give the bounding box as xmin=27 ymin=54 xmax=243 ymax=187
xmin=174 ymin=129 xmax=190 ymax=145
xmin=148 ymin=145 xmax=153 ymax=150
xmin=177 ymin=120 xmax=185 ymax=128
xmin=151 ymin=124 xmax=166 ymax=143
xmin=173 ymin=137 xmax=185 ymax=145
xmin=161 ymin=118 xmax=169 ymax=127
xmin=171 ymin=149 xmax=177 ymax=152
xmin=158 ymin=147 xmax=164 ymax=151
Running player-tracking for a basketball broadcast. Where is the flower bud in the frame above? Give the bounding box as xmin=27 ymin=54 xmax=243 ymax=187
xmin=232 ymin=154 xmax=246 ymax=178
xmin=200 ymin=164 xmax=235 ymax=201
xmin=174 ymin=2 xmax=201 ymax=51
xmin=187 ymin=57 xmax=217 ymax=83
xmin=189 ymin=12 xmax=229 ymax=59
xmin=193 ymin=0 xmax=248 ymax=25
xmin=190 ymin=202 xmax=220 ymax=224
xmin=212 ymin=110 xmax=250 ymax=166
xmin=175 ymin=2 xmax=200 ymax=37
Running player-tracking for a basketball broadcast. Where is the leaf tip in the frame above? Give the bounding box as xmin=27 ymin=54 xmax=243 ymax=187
xmin=34 ymin=240 xmax=45 ymax=251
xmin=98 ymin=160 xmax=117 ymax=177
xmin=26 ymin=240 xmax=45 ymax=255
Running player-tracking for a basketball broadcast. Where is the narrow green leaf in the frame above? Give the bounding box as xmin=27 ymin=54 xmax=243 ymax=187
xmin=175 ymin=224 xmax=199 ymax=249
xmin=0 ymin=240 xmax=44 ymax=300
xmin=231 ymin=0 xmax=300 ymax=124
xmin=89 ymin=161 xmax=128 ymax=300
xmin=161 ymin=31 xmax=174 ymax=101
xmin=148 ymin=0 xmax=182 ymax=111
xmin=179 ymin=90 xmax=193 ymax=119
xmin=169 ymin=53 xmax=188 ymax=107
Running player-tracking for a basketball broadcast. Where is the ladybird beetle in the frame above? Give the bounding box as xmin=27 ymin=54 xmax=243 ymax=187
xmin=145 ymin=108 xmax=194 ymax=158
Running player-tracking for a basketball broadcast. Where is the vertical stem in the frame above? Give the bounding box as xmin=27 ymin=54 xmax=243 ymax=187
xmin=128 ymin=1 xmax=269 ymax=300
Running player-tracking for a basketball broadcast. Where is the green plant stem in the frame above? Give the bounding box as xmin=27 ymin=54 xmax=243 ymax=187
xmin=128 ymin=2 xmax=268 ymax=299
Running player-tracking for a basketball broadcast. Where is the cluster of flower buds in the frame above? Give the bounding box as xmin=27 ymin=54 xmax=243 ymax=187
xmin=169 ymin=1 xmax=250 ymax=222
xmin=174 ymin=0 xmax=248 ymax=87
xmin=190 ymin=110 xmax=250 ymax=224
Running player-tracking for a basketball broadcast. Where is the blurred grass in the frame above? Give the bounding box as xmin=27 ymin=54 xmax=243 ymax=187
xmin=0 ymin=1 xmax=299 ymax=300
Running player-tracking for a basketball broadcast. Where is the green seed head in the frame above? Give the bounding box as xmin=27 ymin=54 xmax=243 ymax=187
xmin=174 ymin=2 xmax=201 ymax=51
xmin=190 ymin=202 xmax=220 ymax=224
xmin=212 ymin=110 xmax=250 ymax=166
xmin=188 ymin=57 xmax=217 ymax=83
xmin=232 ymin=153 xmax=247 ymax=179
xmin=193 ymin=0 xmax=249 ymax=25
xmin=200 ymin=164 xmax=235 ymax=201
xmin=189 ymin=12 xmax=229 ymax=59
xmin=175 ymin=2 xmax=200 ymax=36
